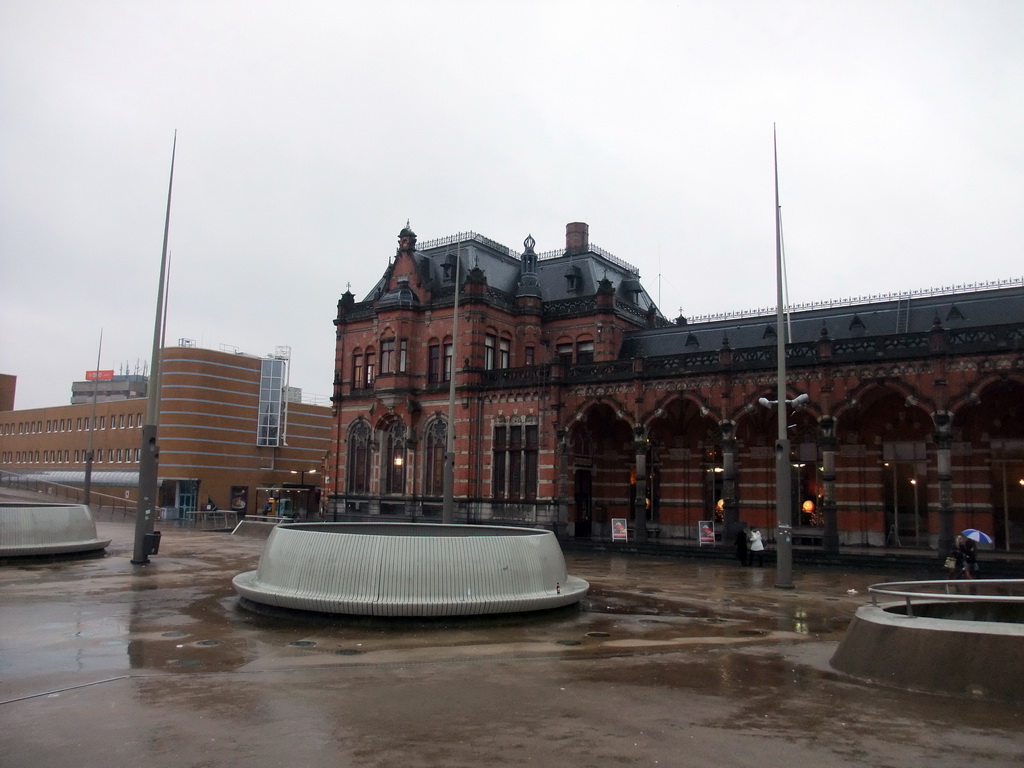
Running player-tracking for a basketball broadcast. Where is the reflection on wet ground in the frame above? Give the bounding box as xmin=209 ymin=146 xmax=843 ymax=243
xmin=1 ymin=522 xmax=1021 ymax=768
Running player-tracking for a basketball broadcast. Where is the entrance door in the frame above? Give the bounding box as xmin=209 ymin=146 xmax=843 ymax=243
xmin=176 ymin=480 xmax=199 ymax=514
xmin=574 ymin=469 xmax=593 ymax=538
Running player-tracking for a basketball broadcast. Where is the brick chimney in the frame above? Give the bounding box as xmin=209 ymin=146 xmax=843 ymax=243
xmin=565 ymin=222 xmax=589 ymax=254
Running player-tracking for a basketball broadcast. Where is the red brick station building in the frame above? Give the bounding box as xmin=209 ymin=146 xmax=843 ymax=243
xmin=327 ymin=223 xmax=1024 ymax=555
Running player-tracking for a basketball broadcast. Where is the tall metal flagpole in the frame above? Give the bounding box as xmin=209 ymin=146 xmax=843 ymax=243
xmin=132 ymin=132 xmax=176 ymax=565
xmin=441 ymin=239 xmax=461 ymax=524
xmin=774 ymin=125 xmax=794 ymax=589
xmin=83 ymin=329 xmax=103 ymax=506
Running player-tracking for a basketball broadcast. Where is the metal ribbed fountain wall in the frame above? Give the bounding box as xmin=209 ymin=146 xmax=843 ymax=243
xmin=0 ymin=503 xmax=110 ymax=557
xmin=233 ymin=522 xmax=589 ymax=617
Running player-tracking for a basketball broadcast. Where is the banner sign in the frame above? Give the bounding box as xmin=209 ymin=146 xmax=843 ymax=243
xmin=611 ymin=518 xmax=628 ymax=541
xmin=699 ymin=520 xmax=716 ymax=546
xmin=86 ymin=370 xmax=115 ymax=381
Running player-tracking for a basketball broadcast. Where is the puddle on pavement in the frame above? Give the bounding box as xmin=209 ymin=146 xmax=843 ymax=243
xmin=110 ymin=578 xmax=853 ymax=677
xmin=4 ymin=536 xmax=870 ymax=681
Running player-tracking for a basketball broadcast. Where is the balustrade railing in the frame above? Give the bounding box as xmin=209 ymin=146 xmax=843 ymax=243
xmin=869 ymin=578 xmax=1024 ymax=617
xmin=0 ymin=469 xmax=136 ymax=520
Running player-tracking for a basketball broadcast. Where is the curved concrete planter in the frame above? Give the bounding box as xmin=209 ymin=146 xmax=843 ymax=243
xmin=233 ymin=522 xmax=589 ymax=617
xmin=0 ymin=503 xmax=110 ymax=557
xmin=831 ymin=601 xmax=1024 ymax=702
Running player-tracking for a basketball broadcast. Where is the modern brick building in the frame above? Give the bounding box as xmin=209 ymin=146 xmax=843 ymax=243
xmin=1 ymin=345 xmax=331 ymax=519
xmin=327 ymin=223 xmax=1024 ymax=554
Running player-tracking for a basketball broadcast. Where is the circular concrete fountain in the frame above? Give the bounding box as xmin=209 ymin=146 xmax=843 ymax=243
xmin=831 ymin=579 xmax=1024 ymax=702
xmin=233 ymin=522 xmax=589 ymax=617
xmin=0 ymin=503 xmax=110 ymax=557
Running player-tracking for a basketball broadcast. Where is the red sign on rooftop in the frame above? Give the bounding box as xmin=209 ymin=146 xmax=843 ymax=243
xmin=85 ymin=370 xmax=115 ymax=381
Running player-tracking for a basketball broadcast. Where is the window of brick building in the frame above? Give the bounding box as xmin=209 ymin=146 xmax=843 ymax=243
xmin=352 ymin=351 xmax=364 ymax=388
xmin=492 ymin=424 xmax=538 ymax=500
xmin=424 ymin=419 xmax=447 ymax=497
xmin=364 ymin=350 xmax=376 ymax=386
xmin=443 ymin=341 xmax=453 ymax=381
xmin=347 ymin=421 xmax=372 ymax=494
xmin=382 ymin=422 xmax=407 ymax=495
xmin=428 ymin=343 xmax=441 ymax=383
xmin=484 ymin=333 xmax=496 ymax=370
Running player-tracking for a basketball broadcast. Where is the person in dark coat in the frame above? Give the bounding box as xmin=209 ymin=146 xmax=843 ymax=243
xmin=734 ymin=525 xmax=749 ymax=567
xmin=962 ymin=537 xmax=979 ymax=579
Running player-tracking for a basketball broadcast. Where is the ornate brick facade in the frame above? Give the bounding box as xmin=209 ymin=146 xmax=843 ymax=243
xmin=327 ymin=224 xmax=1024 ymax=553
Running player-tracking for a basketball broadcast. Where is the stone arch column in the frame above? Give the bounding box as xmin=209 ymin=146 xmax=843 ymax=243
xmin=632 ymin=423 xmax=649 ymax=544
xmin=933 ymin=410 xmax=955 ymax=555
xmin=555 ymin=427 xmax=569 ymax=540
xmin=719 ymin=420 xmax=739 ymax=537
xmin=819 ymin=415 xmax=839 ymax=554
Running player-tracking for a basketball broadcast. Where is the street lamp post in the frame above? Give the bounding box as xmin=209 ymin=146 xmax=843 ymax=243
xmin=910 ymin=478 xmax=919 ymax=547
xmin=759 ymin=393 xmax=807 ymax=590
xmin=132 ymin=132 xmax=175 ymax=565
xmin=83 ymin=330 xmax=103 ymax=507
xmin=885 ymin=462 xmax=901 ymax=547
xmin=770 ymin=124 xmax=795 ymax=590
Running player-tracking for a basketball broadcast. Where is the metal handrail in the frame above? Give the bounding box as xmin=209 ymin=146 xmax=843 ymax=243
xmin=0 ymin=469 xmax=136 ymax=519
xmin=868 ymin=579 xmax=1024 ymax=617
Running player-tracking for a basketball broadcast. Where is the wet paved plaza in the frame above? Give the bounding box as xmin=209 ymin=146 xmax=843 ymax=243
xmin=1 ymin=521 xmax=1022 ymax=768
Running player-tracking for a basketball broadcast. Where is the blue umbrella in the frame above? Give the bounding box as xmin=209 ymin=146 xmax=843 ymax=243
xmin=962 ymin=528 xmax=993 ymax=544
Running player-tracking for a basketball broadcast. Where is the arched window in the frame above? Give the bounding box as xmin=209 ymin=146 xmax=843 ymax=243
xmin=443 ymin=338 xmax=453 ymax=381
xmin=380 ymin=337 xmax=395 ymax=374
xmin=484 ymin=332 xmax=497 ymax=370
xmin=428 ymin=338 xmax=442 ymax=383
xmin=429 ymin=337 xmax=454 ymax=383
xmin=382 ymin=421 xmax=407 ymax=495
xmin=364 ymin=347 xmax=376 ymax=385
xmin=424 ymin=419 xmax=447 ymax=497
xmin=347 ymin=420 xmax=372 ymax=494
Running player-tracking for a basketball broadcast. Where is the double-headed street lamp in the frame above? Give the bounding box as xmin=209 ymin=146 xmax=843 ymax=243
xmin=289 ymin=469 xmax=319 ymax=518
xmin=291 ymin=469 xmax=318 ymax=485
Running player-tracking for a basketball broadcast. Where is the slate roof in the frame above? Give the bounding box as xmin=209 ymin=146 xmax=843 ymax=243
xmin=619 ymin=282 xmax=1024 ymax=359
xmin=365 ymin=231 xmax=659 ymax=315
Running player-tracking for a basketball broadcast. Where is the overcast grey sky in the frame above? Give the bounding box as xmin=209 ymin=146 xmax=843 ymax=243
xmin=2 ymin=1 xmax=1022 ymax=411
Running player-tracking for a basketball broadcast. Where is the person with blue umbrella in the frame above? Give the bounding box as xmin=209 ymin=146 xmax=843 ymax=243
xmin=960 ymin=529 xmax=992 ymax=578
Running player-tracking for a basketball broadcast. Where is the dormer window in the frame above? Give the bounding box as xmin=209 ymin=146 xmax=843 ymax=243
xmin=443 ymin=253 xmax=459 ymax=282
xmin=621 ymin=278 xmax=643 ymax=304
xmin=565 ymin=266 xmax=583 ymax=293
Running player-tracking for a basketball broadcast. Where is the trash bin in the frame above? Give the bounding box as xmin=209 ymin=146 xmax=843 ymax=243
xmin=144 ymin=531 xmax=162 ymax=556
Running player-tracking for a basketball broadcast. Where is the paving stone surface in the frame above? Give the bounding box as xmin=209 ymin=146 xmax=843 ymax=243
xmin=1 ymin=521 xmax=1021 ymax=768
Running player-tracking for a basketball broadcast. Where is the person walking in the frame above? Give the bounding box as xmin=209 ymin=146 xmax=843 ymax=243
xmin=748 ymin=526 xmax=765 ymax=567
xmin=963 ymin=536 xmax=979 ymax=579
xmin=947 ymin=534 xmax=975 ymax=579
